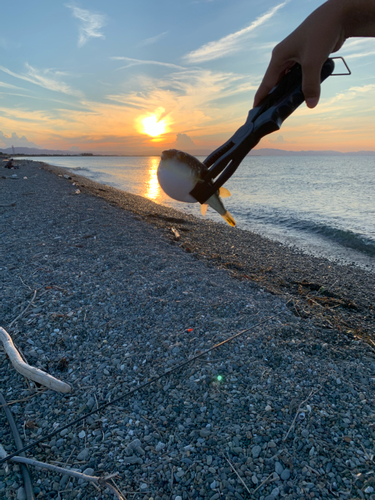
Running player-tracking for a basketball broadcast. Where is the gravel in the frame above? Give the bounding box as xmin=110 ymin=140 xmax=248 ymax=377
xmin=0 ymin=160 xmax=374 ymax=500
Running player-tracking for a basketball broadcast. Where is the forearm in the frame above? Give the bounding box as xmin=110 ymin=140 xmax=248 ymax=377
xmin=340 ymin=0 xmax=375 ymax=37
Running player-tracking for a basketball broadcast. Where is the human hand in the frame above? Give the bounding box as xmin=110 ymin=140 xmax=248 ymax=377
xmin=253 ymin=0 xmax=346 ymax=109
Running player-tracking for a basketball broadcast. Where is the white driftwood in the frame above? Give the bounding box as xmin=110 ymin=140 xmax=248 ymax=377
xmin=0 ymin=327 xmax=71 ymax=393
xmin=0 ymin=445 xmax=124 ymax=500
xmin=0 ymin=445 xmax=10 ymax=474
xmin=171 ymin=227 xmax=180 ymax=240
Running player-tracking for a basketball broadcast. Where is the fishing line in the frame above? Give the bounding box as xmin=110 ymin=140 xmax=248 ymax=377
xmin=0 ymin=311 xmax=281 ymax=465
xmin=0 ymin=392 xmax=35 ymax=499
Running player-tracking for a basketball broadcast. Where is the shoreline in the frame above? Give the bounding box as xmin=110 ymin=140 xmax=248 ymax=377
xmin=1 ymin=159 xmax=375 ymax=500
xmin=17 ymin=154 xmax=375 ymax=273
xmin=40 ymin=159 xmax=375 ymax=342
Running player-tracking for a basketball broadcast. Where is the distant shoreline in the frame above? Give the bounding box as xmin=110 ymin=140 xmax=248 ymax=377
xmin=4 ymin=147 xmax=375 ymax=157
xmin=8 ymin=151 xmax=375 ymax=158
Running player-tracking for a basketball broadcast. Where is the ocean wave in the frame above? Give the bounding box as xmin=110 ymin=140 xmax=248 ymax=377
xmin=303 ymin=222 xmax=375 ymax=257
xmin=250 ymin=212 xmax=375 ymax=257
xmin=236 ymin=208 xmax=375 ymax=257
xmin=69 ymin=166 xmax=91 ymax=172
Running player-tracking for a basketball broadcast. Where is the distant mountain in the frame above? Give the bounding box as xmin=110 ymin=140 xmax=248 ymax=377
xmin=0 ymin=146 xmax=86 ymax=156
xmin=1 ymin=145 xmax=374 ymax=157
xmin=250 ymin=148 xmax=375 ymax=156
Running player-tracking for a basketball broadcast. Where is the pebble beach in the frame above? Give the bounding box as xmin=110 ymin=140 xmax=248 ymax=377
xmin=1 ymin=159 xmax=375 ymax=500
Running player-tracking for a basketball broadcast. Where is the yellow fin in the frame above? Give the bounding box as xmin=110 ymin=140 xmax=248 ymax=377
xmin=200 ymin=204 xmax=208 ymax=216
xmin=221 ymin=211 xmax=236 ymax=227
xmin=219 ymin=187 xmax=231 ymax=198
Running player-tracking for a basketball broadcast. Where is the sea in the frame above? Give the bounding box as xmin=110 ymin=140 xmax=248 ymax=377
xmin=18 ymin=155 xmax=375 ymax=271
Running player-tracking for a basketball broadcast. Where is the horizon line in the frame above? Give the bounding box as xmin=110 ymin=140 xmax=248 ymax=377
xmin=5 ymin=145 xmax=375 ymax=157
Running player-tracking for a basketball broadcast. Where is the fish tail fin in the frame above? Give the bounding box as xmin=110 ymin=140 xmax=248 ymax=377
xmin=221 ymin=210 xmax=236 ymax=227
xmin=200 ymin=204 xmax=208 ymax=216
xmin=219 ymin=187 xmax=231 ymax=198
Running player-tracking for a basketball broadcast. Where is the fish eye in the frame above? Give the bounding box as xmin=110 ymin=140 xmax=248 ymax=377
xmin=177 ymin=151 xmax=185 ymax=161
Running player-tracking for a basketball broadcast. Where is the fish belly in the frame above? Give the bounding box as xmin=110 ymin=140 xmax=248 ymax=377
xmin=157 ymin=159 xmax=198 ymax=203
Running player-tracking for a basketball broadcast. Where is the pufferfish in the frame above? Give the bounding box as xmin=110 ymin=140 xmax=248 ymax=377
xmin=157 ymin=149 xmax=236 ymax=227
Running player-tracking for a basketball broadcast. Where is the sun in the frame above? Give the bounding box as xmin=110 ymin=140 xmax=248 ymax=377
xmin=141 ymin=114 xmax=167 ymax=137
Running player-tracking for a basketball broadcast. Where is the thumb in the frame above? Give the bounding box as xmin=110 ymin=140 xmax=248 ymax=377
xmin=301 ymin=63 xmax=322 ymax=108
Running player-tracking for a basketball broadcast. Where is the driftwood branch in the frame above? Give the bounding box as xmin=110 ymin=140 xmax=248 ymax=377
xmin=8 ymin=290 xmax=37 ymax=329
xmin=170 ymin=227 xmax=180 ymax=240
xmin=0 ymin=445 xmax=124 ymax=500
xmin=225 ymin=454 xmax=252 ymax=495
xmin=0 ymin=327 xmax=71 ymax=393
xmin=283 ymin=388 xmax=319 ymax=441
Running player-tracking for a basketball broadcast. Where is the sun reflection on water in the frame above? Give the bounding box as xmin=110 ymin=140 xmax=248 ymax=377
xmin=145 ymin=157 xmax=162 ymax=201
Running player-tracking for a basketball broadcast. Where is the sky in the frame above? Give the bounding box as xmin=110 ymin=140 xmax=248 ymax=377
xmin=1 ymin=0 xmax=375 ymax=155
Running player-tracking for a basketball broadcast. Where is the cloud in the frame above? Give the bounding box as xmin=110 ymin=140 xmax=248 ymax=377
xmin=284 ymin=83 xmax=375 ymax=121
xmin=0 ymin=130 xmax=40 ymax=149
xmin=342 ymin=38 xmax=372 ymax=50
xmin=183 ymin=1 xmax=288 ymax=63
xmin=269 ymin=134 xmax=286 ymax=144
xmin=0 ymin=64 xmax=83 ymax=97
xmin=0 ymin=81 xmax=25 ymax=90
xmin=138 ymin=32 xmax=168 ymax=47
xmin=105 ymin=68 xmax=256 ymax=140
xmin=106 ymin=69 xmax=249 ymax=109
xmin=338 ymin=38 xmax=375 ymax=59
xmin=345 ymin=50 xmax=375 ymax=60
xmin=65 ymin=4 xmax=106 ymax=47
xmin=326 ymin=83 xmax=375 ymax=105
xmin=112 ymin=56 xmax=185 ymax=70
xmin=175 ymin=133 xmax=196 ymax=149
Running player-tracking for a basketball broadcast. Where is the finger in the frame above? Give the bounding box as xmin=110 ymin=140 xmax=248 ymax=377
xmin=253 ymin=78 xmax=278 ymax=107
xmin=253 ymin=61 xmax=295 ymax=107
xmin=301 ymin=62 xmax=322 ymax=108
xmin=253 ymin=66 xmax=285 ymax=107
